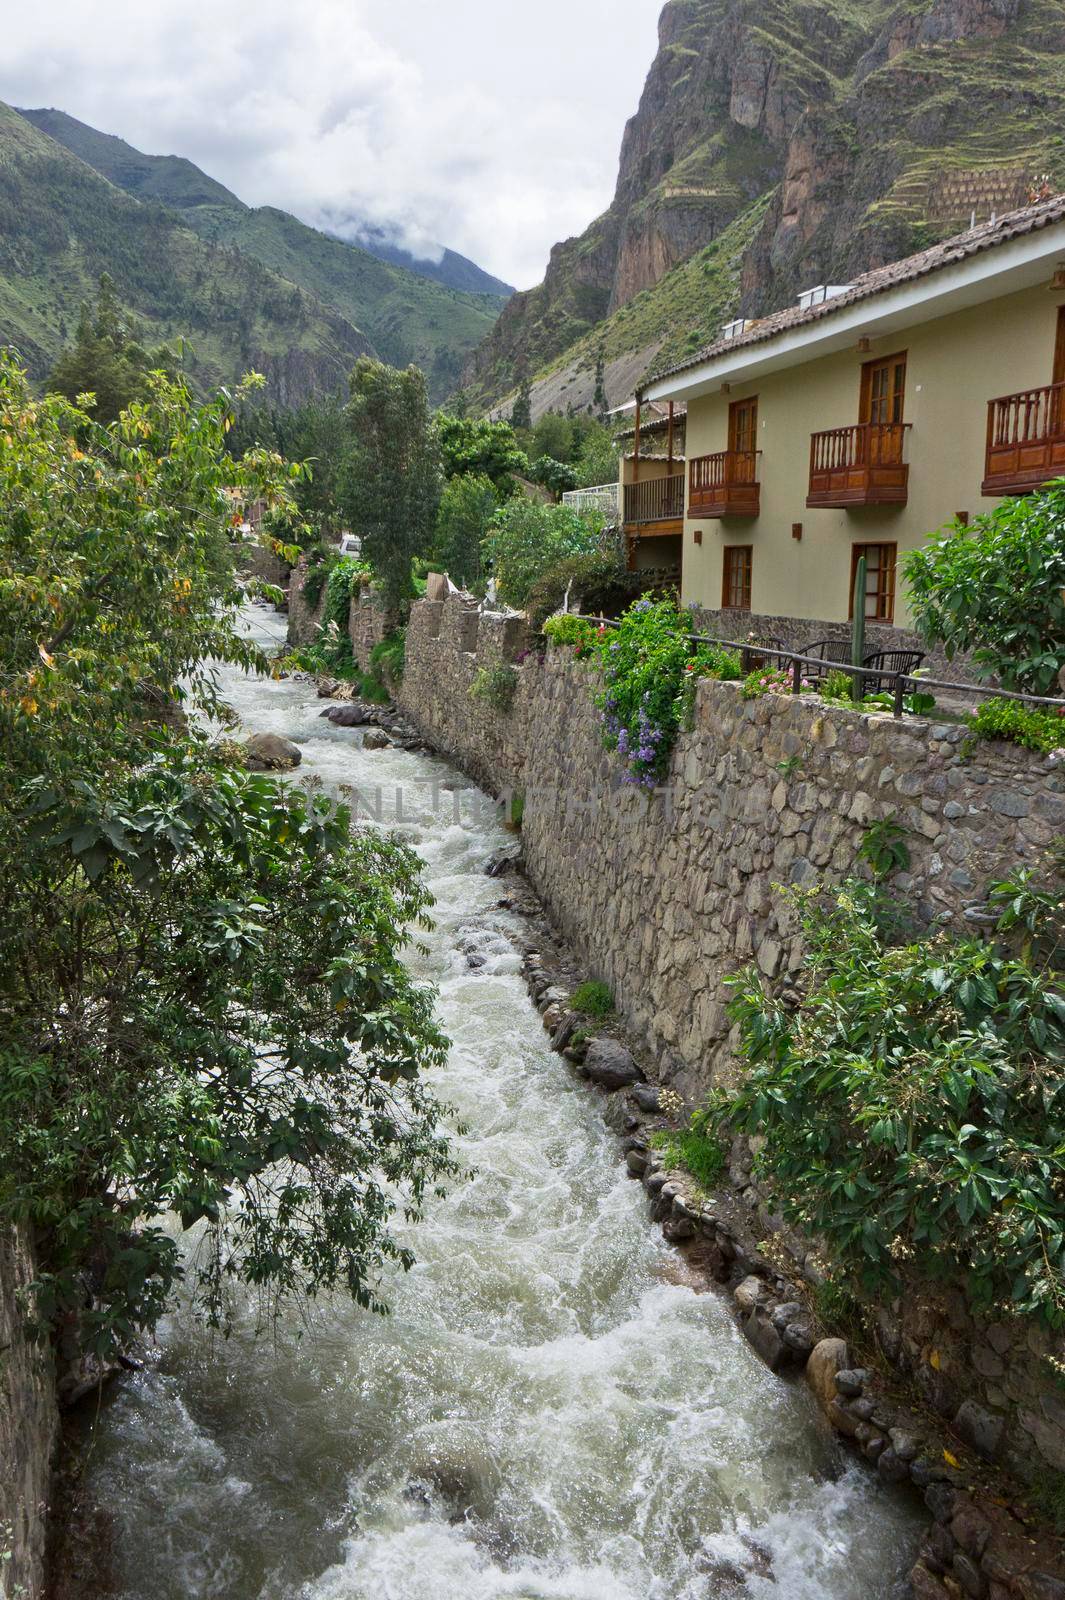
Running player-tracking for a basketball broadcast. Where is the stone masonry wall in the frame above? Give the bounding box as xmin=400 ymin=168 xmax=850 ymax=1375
xmin=286 ymin=559 xmax=327 ymax=647
xmin=399 ymin=590 xmax=1065 ymax=1488
xmin=0 ymin=1229 xmax=56 ymax=1599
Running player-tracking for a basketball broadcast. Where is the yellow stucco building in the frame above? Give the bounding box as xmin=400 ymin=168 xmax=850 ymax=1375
xmin=629 ymin=195 xmax=1065 ymax=643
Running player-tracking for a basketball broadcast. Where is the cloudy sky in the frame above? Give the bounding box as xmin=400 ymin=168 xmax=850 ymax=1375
xmin=0 ymin=1 xmax=662 ymax=288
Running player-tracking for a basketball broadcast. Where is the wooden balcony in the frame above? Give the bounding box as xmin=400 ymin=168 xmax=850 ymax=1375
xmin=688 ymin=451 xmax=761 ymax=518
xmin=807 ymin=422 xmax=911 ymax=508
xmin=623 ymin=473 xmax=685 ymax=533
xmin=982 ymin=382 xmax=1065 ymax=496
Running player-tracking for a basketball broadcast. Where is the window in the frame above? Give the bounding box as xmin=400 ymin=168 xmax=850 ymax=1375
xmin=728 ymin=396 xmax=758 ymax=456
xmin=850 ymin=543 xmax=897 ymax=623
xmin=860 ymin=353 xmax=907 ymax=425
xmin=722 ymin=546 xmax=752 ymax=610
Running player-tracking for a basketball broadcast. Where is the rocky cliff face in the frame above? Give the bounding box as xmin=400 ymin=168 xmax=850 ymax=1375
xmin=463 ymin=0 xmax=1065 ymax=414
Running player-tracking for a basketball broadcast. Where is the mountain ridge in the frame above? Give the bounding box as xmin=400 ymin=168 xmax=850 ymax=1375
xmin=18 ymin=107 xmax=513 ymax=301
xmin=0 ymin=102 xmax=505 ymax=404
xmin=461 ymin=0 xmax=1065 ymax=419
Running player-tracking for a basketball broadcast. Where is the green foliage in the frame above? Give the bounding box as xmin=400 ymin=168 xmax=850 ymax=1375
xmin=858 ymin=815 xmax=911 ymax=879
xmin=717 ymin=876 xmax=1065 ymax=1328
xmin=820 ymin=669 xmax=855 ymax=703
xmin=525 ymin=549 xmax=643 ymax=637
xmin=509 ymin=377 xmax=532 ymax=433
xmin=435 ymin=415 xmax=527 ymax=495
xmin=572 ymin=420 xmax=619 ymax=489
xmin=323 ymin=555 xmax=372 ymax=633
xmin=469 ymin=664 xmax=518 ymax=714
xmin=369 ymin=629 xmax=407 ymax=687
xmin=600 ymin=599 xmax=741 ymax=787
xmin=48 ymin=274 xmax=179 ymax=424
xmin=301 ymin=543 xmax=339 ymax=609
xmin=0 ymin=355 xmax=455 ymax=1355
xmin=542 ymin=614 xmax=603 ymax=657
xmin=810 ymin=1276 xmax=865 ymax=1343
xmin=229 ymin=392 xmax=350 ymax=534
xmin=339 ymin=359 xmax=442 ymax=615
xmin=482 ymin=500 xmax=604 ymax=608
xmin=905 ymin=488 xmax=1065 ymax=694
xmin=651 ymin=1111 xmax=726 ymax=1194
xmin=570 ymin=980 xmax=615 ymax=1018
xmin=966 ymin=696 xmax=1065 ymax=757
xmin=433 ymin=473 xmax=499 ymax=588
xmin=530 ymin=454 xmax=578 ymax=498
xmin=507 ymin=788 xmax=525 ymax=830
xmin=530 ymin=410 xmax=576 ymax=463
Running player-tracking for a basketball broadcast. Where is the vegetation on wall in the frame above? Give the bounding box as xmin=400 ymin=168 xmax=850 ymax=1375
xmin=0 ymin=354 xmax=454 ymax=1355
xmin=716 ymin=869 xmax=1065 ymax=1329
xmin=965 ymin=696 xmax=1065 ymax=757
xmin=905 ymin=485 xmax=1065 ymax=694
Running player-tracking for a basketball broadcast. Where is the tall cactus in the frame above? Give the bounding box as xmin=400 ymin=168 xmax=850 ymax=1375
xmin=851 ymin=554 xmax=867 ymax=700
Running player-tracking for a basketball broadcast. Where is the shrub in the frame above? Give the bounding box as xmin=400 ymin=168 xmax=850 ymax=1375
xmin=651 ymin=1112 xmax=726 ymax=1193
xmin=716 ymin=875 xmax=1065 ymax=1327
xmin=966 ymin=696 xmax=1065 ymax=756
xmin=542 ymin=614 xmax=602 ymax=657
xmin=370 ymin=629 xmax=406 ymax=687
xmin=600 ymin=599 xmax=743 ymax=787
xmin=905 ymin=486 xmax=1065 ymax=693
xmin=469 ymin=664 xmax=518 ymax=713
xmin=323 ymin=556 xmax=372 ymax=633
xmin=300 ymin=542 xmax=337 ymax=609
xmin=482 ymin=500 xmax=604 ymax=607
xmin=570 ymin=980 xmax=614 ymax=1018
xmin=530 ymin=455 xmax=578 ymax=498
xmin=525 ymin=549 xmax=640 ymax=637
xmin=820 ymin=669 xmax=854 ymax=703
xmin=741 ymin=666 xmax=798 ymax=699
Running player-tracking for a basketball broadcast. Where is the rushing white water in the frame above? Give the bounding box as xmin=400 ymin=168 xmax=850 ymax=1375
xmin=79 ymin=606 xmax=921 ymax=1599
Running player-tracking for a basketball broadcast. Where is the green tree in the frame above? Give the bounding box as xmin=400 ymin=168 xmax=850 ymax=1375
xmin=905 ymin=486 xmax=1065 ymax=693
xmin=48 ymin=274 xmax=177 ymax=425
xmin=531 ymin=410 xmax=575 ymax=464
xmin=482 ymin=499 xmax=603 ymax=607
xmin=435 ymin=414 xmax=528 ymax=495
xmin=530 ymin=455 xmax=578 ymax=499
xmin=339 ymin=358 xmax=443 ymax=614
xmin=573 ymin=420 xmax=619 ymax=488
xmin=0 ymin=353 xmax=455 ymax=1355
xmin=434 ymin=472 xmax=498 ymax=587
xmin=229 ymin=391 xmax=349 ymax=535
xmin=510 ymin=375 xmax=532 ymax=433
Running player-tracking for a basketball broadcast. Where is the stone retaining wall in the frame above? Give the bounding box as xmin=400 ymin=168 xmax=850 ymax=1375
xmin=0 ymin=1230 xmax=56 ymax=1598
xmin=286 ymin=559 xmax=327 ymax=647
xmin=399 ymin=590 xmax=1065 ymax=1497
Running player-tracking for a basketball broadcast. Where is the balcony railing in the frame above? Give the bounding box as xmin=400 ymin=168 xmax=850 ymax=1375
xmin=807 ymin=421 xmax=911 ymax=508
xmin=982 ymin=382 xmax=1065 ymax=496
xmin=623 ymin=473 xmax=685 ymax=528
xmin=562 ymin=482 xmax=620 ymax=521
xmin=688 ymin=450 xmax=761 ymax=518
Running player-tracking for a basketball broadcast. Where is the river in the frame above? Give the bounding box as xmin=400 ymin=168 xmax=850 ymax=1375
xmin=74 ymin=605 xmax=920 ymax=1599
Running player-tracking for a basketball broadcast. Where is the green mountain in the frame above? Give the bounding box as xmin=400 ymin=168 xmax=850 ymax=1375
xmin=18 ymin=105 xmax=511 ymax=392
xmin=0 ymin=102 xmax=505 ymax=405
xmin=461 ymin=0 xmax=1065 ymax=418
xmin=0 ymin=100 xmax=375 ymax=404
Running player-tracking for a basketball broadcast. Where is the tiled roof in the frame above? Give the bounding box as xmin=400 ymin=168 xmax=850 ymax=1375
xmin=644 ymin=193 xmax=1065 ymax=392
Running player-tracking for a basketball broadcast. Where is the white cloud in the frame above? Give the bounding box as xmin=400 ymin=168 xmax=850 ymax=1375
xmin=0 ymin=0 xmax=661 ymax=287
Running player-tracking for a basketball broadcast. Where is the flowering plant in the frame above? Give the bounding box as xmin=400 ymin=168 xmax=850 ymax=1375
xmin=741 ymin=666 xmax=813 ymax=699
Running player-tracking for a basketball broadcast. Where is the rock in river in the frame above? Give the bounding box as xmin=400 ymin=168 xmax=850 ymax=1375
xmin=243 ymin=732 xmax=302 ymax=771
xmin=583 ymin=1038 xmax=642 ymax=1090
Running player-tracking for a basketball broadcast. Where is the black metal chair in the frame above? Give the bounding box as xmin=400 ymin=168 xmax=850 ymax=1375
xmin=740 ymin=635 xmax=786 ymax=674
xmin=798 ymin=638 xmax=852 ymax=681
xmin=862 ymin=648 xmax=926 ymax=694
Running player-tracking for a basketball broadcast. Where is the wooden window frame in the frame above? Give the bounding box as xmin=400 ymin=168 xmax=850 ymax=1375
xmin=849 ymin=542 xmax=897 ymax=624
xmin=722 ymin=545 xmax=753 ymax=611
xmin=859 ymin=351 xmax=907 ymax=425
xmin=728 ymin=396 xmax=758 ymax=455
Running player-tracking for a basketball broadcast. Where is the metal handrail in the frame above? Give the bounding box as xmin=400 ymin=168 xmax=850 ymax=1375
xmin=569 ymin=616 xmax=1065 ymax=721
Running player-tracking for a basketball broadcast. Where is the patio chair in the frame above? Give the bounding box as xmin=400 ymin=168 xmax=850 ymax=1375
xmin=861 ymin=648 xmax=926 ymax=694
xmin=798 ymin=638 xmax=852 ymax=680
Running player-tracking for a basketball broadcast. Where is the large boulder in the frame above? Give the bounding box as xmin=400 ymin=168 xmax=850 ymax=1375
xmin=806 ymin=1338 xmax=849 ymax=1413
xmin=583 ymin=1038 xmax=642 ymax=1090
xmin=243 ymin=732 xmax=302 ymax=771
xmin=322 ymin=703 xmax=372 ymax=727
